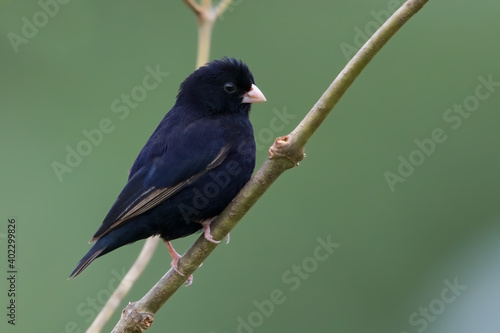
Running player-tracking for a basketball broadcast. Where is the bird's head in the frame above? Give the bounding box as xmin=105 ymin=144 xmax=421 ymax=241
xmin=177 ymin=57 xmax=266 ymax=115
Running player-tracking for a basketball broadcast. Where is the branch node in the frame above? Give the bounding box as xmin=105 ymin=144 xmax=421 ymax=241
xmin=116 ymin=303 xmax=154 ymax=332
xmin=268 ymin=135 xmax=306 ymax=167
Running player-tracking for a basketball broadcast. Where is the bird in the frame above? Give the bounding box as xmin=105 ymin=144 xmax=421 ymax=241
xmin=69 ymin=57 xmax=266 ymax=282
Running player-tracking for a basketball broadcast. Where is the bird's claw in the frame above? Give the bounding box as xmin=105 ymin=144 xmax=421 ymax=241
xmin=185 ymin=275 xmax=193 ymax=287
xmin=205 ymin=233 xmax=221 ymax=244
xmin=201 ymin=218 xmax=220 ymax=244
xmin=170 ymin=256 xmax=184 ymax=276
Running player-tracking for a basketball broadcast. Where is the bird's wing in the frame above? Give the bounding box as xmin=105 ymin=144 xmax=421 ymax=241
xmin=90 ymin=119 xmax=230 ymax=242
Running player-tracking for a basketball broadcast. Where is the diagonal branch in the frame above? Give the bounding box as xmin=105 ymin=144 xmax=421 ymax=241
xmin=111 ymin=0 xmax=430 ymax=332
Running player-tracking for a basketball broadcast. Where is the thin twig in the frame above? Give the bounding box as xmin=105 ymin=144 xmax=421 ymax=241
xmin=86 ymin=237 xmax=159 ymax=333
xmin=201 ymin=0 xmax=212 ymax=10
xmin=183 ymin=0 xmax=203 ymax=15
xmin=188 ymin=0 xmax=234 ymax=68
xmin=112 ymin=0 xmax=430 ymax=332
xmin=214 ymin=0 xmax=233 ymax=17
xmin=195 ymin=14 xmax=215 ymax=68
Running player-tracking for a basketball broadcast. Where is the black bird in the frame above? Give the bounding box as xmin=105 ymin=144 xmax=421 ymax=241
xmin=70 ymin=58 xmax=266 ymax=281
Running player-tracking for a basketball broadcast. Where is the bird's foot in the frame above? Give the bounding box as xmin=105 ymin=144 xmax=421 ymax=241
xmin=165 ymin=241 xmax=193 ymax=286
xmin=201 ymin=217 xmax=220 ymax=244
xmin=200 ymin=218 xmax=230 ymax=244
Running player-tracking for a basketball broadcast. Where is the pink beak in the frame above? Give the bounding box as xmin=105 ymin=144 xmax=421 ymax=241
xmin=242 ymin=84 xmax=266 ymax=104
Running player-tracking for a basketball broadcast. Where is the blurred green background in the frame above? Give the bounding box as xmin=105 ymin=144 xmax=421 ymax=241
xmin=1 ymin=0 xmax=500 ymax=332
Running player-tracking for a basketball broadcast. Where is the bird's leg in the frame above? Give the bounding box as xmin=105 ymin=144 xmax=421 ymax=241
xmin=164 ymin=241 xmax=193 ymax=286
xmin=165 ymin=241 xmax=183 ymax=275
xmin=201 ymin=217 xmax=220 ymax=244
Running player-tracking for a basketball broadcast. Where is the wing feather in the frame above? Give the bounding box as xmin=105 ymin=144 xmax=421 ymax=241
xmin=90 ymin=144 xmax=230 ymax=242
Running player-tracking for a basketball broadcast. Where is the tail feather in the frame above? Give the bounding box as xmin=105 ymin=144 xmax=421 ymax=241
xmin=69 ymin=221 xmax=154 ymax=278
xmin=69 ymin=243 xmax=107 ymax=278
xmin=69 ymin=215 xmax=160 ymax=278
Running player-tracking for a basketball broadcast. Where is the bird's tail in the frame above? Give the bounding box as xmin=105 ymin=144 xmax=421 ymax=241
xmin=69 ymin=237 xmax=112 ymax=278
xmin=69 ymin=221 xmax=155 ymax=278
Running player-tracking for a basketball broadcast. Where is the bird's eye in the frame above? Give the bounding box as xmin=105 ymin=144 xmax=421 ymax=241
xmin=224 ymin=82 xmax=236 ymax=93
